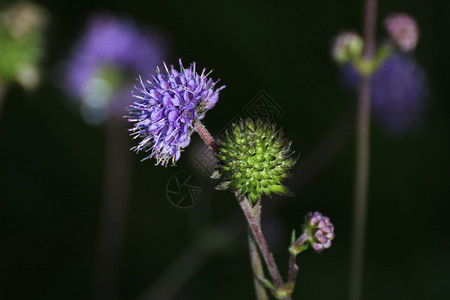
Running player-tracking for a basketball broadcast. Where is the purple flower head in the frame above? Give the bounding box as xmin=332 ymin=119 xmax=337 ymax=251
xmin=63 ymin=13 xmax=165 ymax=124
xmin=127 ymin=59 xmax=225 ymax=166
xmin=384 ymin=13 xmax=419 ymax=52
xmin=340 ymin=54 xmax=427 ymax=135
xmin=305 ymin=212 xmax=335 ymax=252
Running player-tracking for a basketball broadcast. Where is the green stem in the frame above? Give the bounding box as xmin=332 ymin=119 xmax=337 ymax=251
xmin=248 ymin=202 xmax=270 ymax=300
xmin=0 ymin=81 xmax=6 ymax=117
xmin=94 ymin=117 xmax=132 ymax=300
xmin=350 ymin=1 xmax=377 ymax=300
xmin=286 ymin=233 xmax=309 ymax=292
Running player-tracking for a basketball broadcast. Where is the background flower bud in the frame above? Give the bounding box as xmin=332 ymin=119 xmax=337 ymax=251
xmin=331 ymin=32 xmax=364 ymax=64
xmin=384 ymin=13 xmax=419 ymax=52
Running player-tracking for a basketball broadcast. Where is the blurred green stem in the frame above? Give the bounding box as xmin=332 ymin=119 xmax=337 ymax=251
xmin=248 ymin=202 xmax=269 ymax=300
xmin=0 ymin=81 xmax=6 ymax=116
xmin=350 ymin=0 xmax=377 ymax=300
xmin=94 ymin=117 xmax=132 ymax=300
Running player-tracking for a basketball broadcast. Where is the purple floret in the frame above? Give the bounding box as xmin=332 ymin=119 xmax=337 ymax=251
xmin=127 ymin=59 xmax=225 ymax=166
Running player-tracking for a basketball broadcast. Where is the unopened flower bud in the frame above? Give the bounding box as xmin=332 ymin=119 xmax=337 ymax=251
xmin=331 ymin=32 xmax=364 ymax=64
xmin=305 ymin=212 xmax=335 ymax=252
xmin=384 ymin=13 xmax=419 ymax=52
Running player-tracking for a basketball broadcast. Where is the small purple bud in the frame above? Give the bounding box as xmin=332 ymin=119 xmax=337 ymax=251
xmin=384 ymin=13 xmax=419 ymax=52
xmin=305 ymin=212 xmax=335 ymax=252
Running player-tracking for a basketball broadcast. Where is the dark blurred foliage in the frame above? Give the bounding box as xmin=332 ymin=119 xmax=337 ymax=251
xmin=1 ymin=0 xmax=449 ymax=299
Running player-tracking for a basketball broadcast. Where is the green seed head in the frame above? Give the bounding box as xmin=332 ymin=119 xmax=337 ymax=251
xmin=213 ymin=119 xmax=297 ymax=203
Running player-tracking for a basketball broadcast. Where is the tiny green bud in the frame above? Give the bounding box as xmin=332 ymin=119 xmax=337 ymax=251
xmin=331 ymin=31 xmax=364 ymax=64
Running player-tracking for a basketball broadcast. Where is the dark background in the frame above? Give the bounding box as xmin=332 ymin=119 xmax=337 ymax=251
xmin=1 ymin=0 xmax=449 ymax=299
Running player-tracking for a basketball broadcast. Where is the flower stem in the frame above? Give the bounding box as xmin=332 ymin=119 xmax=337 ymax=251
xmin=287 ymin=233 xmax=309 ymax=291
xmin=194 ymin=121 xmax=286 ymax=298
xmin=0 ymin=81 xmax=6 ymax=117
xmin=94 ymin=117 xmax=132 ymax=300
xmin=350 ymin=1 xmax=377 ymax=300
xmin=238 ymin=194 xmax=284 ymax=291
xmin=194 ymin=120 xmax=217 ymax=152
xmin=248 ymin=202 xmax=270 ymax=300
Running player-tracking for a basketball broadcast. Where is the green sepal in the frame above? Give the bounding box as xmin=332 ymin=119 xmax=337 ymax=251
xmin=249 ymin=191 xmax=261 ymax=203
xmin=215 ymin=181 xmax=231 ymax=191
xmin=210 ymin=170 xmax=221 ymax=180
xmin=269 ymin=184 xmax=294 ymax=196
xmin=256 ymin=276 xmax=276 ymax=291
xmin=289 ymin=243 xmax=309 ymax=256
xmin=290 ymin=229 xmax=296 ymax=246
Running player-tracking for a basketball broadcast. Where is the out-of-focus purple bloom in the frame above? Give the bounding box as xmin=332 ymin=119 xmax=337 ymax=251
xmin=384 ymin=13 xmax=419 ymax=52
xmin=305 ymin=212 xmax=335 ymax=252
xmin=63 ymin=14 xmax=165 ymax=124
xmin=127 ymin=59 xmax=225 ymax=166
xmin=340 ymin=54 xmax=427 ymax=135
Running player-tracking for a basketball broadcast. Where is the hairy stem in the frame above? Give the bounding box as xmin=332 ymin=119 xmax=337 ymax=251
xmin=238 ymin=195 xmax=284 ymax=291
xmin=194 ymin=120 xmax=217 ymax=152
xmin=248 ymin=202 xmax=270 ymax=300
xmin=350 ymin=1 xmax=377 ymax=300
xmin=287 ymin=233 xmax=309 ymax=291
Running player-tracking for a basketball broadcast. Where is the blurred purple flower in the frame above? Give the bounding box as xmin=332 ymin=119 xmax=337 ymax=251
xmin=127 ymin=59 xmax=225 ymax=166
xmin=63 ymin=14 xmax=166 ymax=124
xmin=340 ymin=54 xmax=427 ymax=135
xmin=384 ymin=13 xmax=419 ymax=52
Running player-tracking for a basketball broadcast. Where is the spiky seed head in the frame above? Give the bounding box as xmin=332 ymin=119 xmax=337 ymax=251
xmin=213 ymin=118 xmax=296 ymax=203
